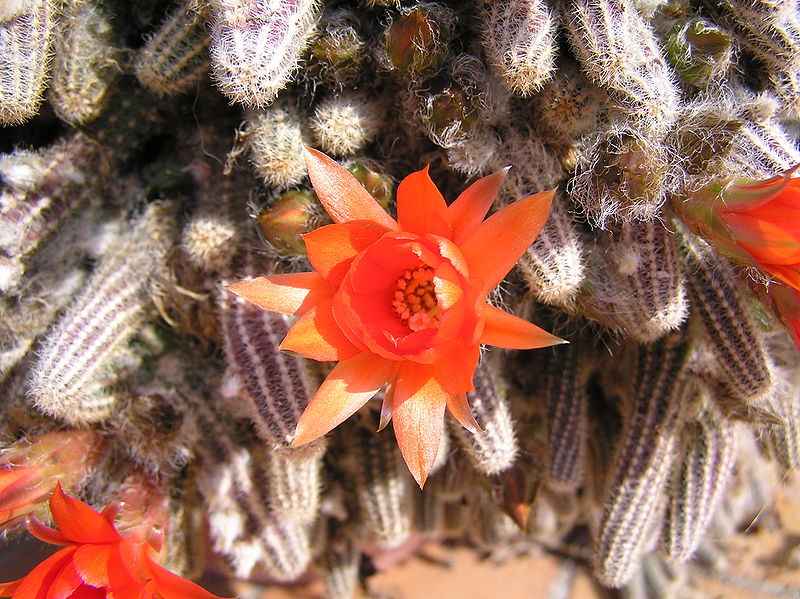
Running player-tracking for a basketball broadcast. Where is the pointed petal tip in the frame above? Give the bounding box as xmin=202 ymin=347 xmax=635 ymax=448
xmin=411 ymin=468 xmax=429 ymax=489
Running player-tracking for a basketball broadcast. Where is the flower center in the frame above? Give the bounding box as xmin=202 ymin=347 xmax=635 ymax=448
xmin=392 ymin=266 xmax=441 ymax=331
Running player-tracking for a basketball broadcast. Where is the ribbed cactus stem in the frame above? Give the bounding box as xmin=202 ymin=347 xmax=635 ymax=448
xmin=661 ymin=401 xmax=737 ymax=564
xmin=163 ymin=474 xmax=207 ymax=578
xmin=219 ymin=288 xmax=314 ymax=447
xmin=452 ymin=358 xmax=519 ymax=475
xmin=545 ymin=344 xmax=587 ymax=490
xmin=676 ymin=224 xmax=774 ymax=402
xmin=322 ymin=533 xmax=361 ymax=599
xmin=49 ymin=0 xmax=120 ymax=125
xmin=187 ymin=390 xmax=312 ymax=581
xmin=0 ymin=133 xmax=106 ymax=292
xmin=251 ymin=442 xmax=325 ymax=526
xmin=718 ymin=0 xmax=800 ymax=119
xmin=731 ymin=91 xmax=800 ymax=177
xmin=606 ymin=219 xmax=689 ymax=341
xmin=564 ymin=0 xmax=679 ymax=135
xmin=519 ymin=190 xmax=586 ymax=309
xmin=479 ymin=0 xmax=558 ymax=96
xmin=209 ymin=0 xmax=321 ymax=106
xmin=594 ymin=333 xmax=690 ymax=587
xmin=27 ymin=202 xmax=175 ymax=425
xmin=351 ymin=420 xmax=415 ymax=550
xmin=491 ymin=127 xmax=585 ymax=307
xmin=0 ymin=0 xmax=55 ymax=124
xmin=135 ymin=0 xmax=211 ymax=96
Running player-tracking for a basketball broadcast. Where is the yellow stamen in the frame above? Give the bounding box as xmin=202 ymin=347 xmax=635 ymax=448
xmin=391 ymin=267 xmax=441 ymax=331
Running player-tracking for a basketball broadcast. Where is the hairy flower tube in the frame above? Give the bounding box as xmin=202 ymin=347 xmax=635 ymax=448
xmin=0 ymin=430 xmax=104 ymax=532
xmin=0 ymin=483 xmax=224 ymax=599
xmin=228 ymin=147 xmax=564 ymax=486
xmin=675 ymin=165 xmax=800 ymax=290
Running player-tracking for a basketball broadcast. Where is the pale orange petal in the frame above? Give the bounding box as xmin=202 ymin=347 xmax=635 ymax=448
xmin=279 ymin=299 xmax=361 ymax=361
xmin=445 ymin=392 xmax=481 ymax=434
xmin=396 ymin=166 xmax=451 ymax=237
xmin=448 ymin=167 xmax=509 ymax=243
xmin=292 ymin=353 xmax=396 ymax=446
xmin=226 ymin=273 xmax=332 ymax=316
xmin=480 ymin=304 xmax=566 ymax=349
xmin=460 ymin=190 xmax=555 ymax=292
xmin=391 ymin=363 xmax=448 ymax=488
xmin=303 ymin=222 xmax=385 ymax=287
xmin=304 ymin=147 xmax=398 ymax=230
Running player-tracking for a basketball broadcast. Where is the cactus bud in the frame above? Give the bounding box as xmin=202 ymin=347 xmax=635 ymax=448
xmin=570 ymin=125 xmax=671 ymax=226
xmin=343 ymin=158 xmax=394 ymax=210
xmin=257 ymin=189 xmax=325 ymax=256
xmin=310 ymin=92 xmax=384 ymax=157
xmin=662 ymin=19 xmax=734 ymax=89
xmin=243 ymin=102 xmax=307 ymax=189
xmin=384 ymin=4 xmax=452 ymax=76
xmin=307 ymin=8 xmax=368 ymax=88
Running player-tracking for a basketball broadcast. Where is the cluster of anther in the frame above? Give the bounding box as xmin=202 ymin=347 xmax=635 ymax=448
xmin=391 ymin=266 xmax=441 ymax=331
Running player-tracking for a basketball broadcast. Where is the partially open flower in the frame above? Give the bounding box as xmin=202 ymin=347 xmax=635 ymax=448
xmin=0 ymin=482 xmax=224 ymax=599
xmin=674 ymin=165 xmax=800 ymax=290
xmin=228 ymin=148 xmax=564 ymax=486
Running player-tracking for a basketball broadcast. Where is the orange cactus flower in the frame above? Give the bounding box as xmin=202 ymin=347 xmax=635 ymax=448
xmin=0 ymin=484 xmax=224 ymax=599
xmin=0 ymin=430 xmax=104 ymax=531
xmin=228 ymin=148 xmax=564 ymax=486
xmin=675 ymin=165 xmax=800 ymax=290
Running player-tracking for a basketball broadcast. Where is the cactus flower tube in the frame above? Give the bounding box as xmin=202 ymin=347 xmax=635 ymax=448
xmin=675 ymin=165 xmax=800 ymax=290
xmin=228 ymin=147 xmax=564 ymax=487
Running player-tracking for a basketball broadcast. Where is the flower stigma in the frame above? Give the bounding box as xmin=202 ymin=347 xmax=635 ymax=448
xmin=392 ymin=266 xmax=441 ymax=331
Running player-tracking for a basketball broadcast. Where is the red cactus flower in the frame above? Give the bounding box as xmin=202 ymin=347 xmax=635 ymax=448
xmin=675 ymin=165 xmax=800 ymax=290
xmin=0 ymin=484 xmax=224 ymax=599
xmin=228 ymin=148 xmax=564 ymax=486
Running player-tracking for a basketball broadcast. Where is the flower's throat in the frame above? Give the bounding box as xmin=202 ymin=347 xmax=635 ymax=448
xmin=392 ymin=266 xmax=441 ymax=331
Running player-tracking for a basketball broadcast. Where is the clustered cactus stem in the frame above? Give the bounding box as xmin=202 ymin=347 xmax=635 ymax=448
xmin=2 ymin=0 xmax=799 ymax=596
